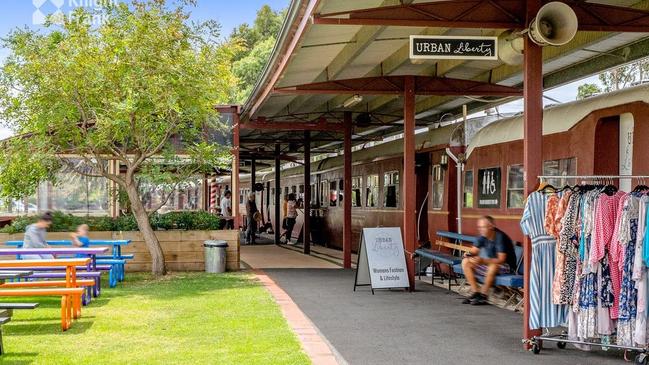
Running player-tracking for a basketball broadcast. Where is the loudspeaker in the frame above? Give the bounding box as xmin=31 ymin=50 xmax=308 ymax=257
xmin=253 ymin=183 xmax=264 ymax=192
xmin=498 ymin=30 xmax=524 ymax=65
xmin=529 ymin=2 xmax=578 ymax=46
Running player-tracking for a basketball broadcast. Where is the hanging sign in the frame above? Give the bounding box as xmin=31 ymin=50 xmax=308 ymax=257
xmin=477 ymin=167 xmax=501 ymax=208
xmin=354 ymin=227 xmax=409 ymax=293
xmin=409 ymin=35 xmax=498 ymax=60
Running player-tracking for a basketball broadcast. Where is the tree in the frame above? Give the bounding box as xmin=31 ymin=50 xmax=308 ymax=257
xmin=598 ymin=59 xmax=649 ymax=92
xmin=0 ymin=0 xmax=234 ymax=276
xmin=576 ymin=83 xmax=601 ymax=100
xmin=229 ymin=4 xmax=285 ymax=102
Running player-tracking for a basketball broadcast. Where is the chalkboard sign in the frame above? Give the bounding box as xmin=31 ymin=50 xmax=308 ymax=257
xmin=409 ymin=35 xmax=498 ymax=60
xmin=477 ymin=167 xmax=501 ymax=208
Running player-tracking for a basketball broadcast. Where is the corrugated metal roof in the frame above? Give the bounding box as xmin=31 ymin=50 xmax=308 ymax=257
xmin=240 ymin=0 xmax=649 ymax=156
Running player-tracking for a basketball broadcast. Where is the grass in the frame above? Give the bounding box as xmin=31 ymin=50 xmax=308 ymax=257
xmin=0 ymin=272 xmax=311 ymax=365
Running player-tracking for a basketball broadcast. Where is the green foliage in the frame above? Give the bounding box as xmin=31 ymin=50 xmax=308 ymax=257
xmin=598 ymin=60 xmax=649 ymax=92
xmin=576 ymin=83 xmax=602 ymax=100
xmin=0 ymin=211 xmax=222 ymax=233
xmin=0 ymin=0 xmax=234 ymax=210
xmin=228 ymin=4 xmax=285 ymax=103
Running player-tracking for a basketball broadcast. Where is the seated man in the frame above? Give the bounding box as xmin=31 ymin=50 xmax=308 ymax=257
xmin=461 ymin=215 xmax=516 ymax=305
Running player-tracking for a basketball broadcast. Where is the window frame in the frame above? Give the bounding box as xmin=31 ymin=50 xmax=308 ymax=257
xmin=431 ymin=164 xmax=445 ymax=210
xmin=383 ymin=170 xmax=400 ymax=209
xmin=365 ymin=174 xmax=379 ymax=208
xmin=351 ymin=176 xmax=362 ymax=208
xmin=463 ymin=169 xmax=474 ymax=208
xmin=506 ymin=164 xmax=525 ymax=209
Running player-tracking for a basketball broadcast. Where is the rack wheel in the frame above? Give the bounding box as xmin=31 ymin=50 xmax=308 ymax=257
xmin=635 ymin=353 xmax=648 ymax=365
xmin=557 ymin=342 xmax=567 ymax=349
xmin=532 ymin=343 xmax=541 ymax=355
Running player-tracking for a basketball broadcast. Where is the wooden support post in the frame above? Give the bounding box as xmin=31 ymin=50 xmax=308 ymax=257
xmin=523 ymin=0 xmax=543 ymax=346
xmin=304 ymin=131 xmax=311 ymax=255
xmin=274 ymin=144 xmax=281 ymax=245
xmin=251 ymin=158 xmax=256 ymax=194
xmin=343 ymin=112 xmax=353 ymax=269
xmin=404 ymin=76 xmax=416 ymax=291
xmin=233 ymin=113 xmax=241 ymax=230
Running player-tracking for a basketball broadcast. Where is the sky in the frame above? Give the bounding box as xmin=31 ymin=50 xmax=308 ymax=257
xmin=0 ymin=0 xmax=606 ymax=138
xmin=0 ymin=0 xmax=289 ymax=138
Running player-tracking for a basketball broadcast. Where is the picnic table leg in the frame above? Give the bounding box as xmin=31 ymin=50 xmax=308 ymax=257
xmin=61 ymin=295 xmax=70 ymax=331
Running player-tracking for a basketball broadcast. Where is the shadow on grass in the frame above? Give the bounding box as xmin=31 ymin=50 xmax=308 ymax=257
xmin=0 ymin=351 xmax=39 ymax=365
xmin=6 ymin=320 xmax=93 ymax=336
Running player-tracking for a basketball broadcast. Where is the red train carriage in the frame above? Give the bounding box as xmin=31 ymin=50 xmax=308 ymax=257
xmin=231 ymin=84 xmax=649 ymax=252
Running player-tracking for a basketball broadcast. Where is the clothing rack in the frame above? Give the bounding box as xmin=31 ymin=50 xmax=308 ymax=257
xmin=524 ymin=175 xmax=649 ymax=363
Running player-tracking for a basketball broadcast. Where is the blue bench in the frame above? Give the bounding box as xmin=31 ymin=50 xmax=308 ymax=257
xmin=414 ymin=231 xmax=476 ymax=290
xmin=452 ymin=245 xmax=524 ymax=287
xmin=452 ymin=245 xmax=524 ymax=307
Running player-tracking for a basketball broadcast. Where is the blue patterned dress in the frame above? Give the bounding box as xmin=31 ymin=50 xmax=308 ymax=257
xmin=521 ymin=191 xmax=569 ymax=329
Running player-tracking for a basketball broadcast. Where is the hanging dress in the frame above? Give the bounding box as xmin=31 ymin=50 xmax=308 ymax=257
xmin=521 ymin=191 xmax=568 ymax=329
xmin=632 ymin=196 xmax=649 ymax=346
xmin=558 ymin=193 xmax=581 ymax=304
xmin=552 ymin=192 xmax=572 ymax=304
xmin=618 ymin=195 xmax=639 ymax=346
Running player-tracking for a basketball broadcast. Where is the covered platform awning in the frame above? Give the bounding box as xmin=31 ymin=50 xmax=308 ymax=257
xmin=224 ymin=0 xmax=649 ymax=347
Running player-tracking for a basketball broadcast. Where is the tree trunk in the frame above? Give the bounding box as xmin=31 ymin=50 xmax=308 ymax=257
xmin=125 ymin=182 xmax=167 ymax=276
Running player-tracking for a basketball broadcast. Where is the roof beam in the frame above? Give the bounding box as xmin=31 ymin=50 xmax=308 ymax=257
xmin=274 ymin=75 xmax=522 ymax=96
xmin=241 ymin=118 xmax=344 ymax=132
xmin=313 ymin=1 xmax=649 ymax=33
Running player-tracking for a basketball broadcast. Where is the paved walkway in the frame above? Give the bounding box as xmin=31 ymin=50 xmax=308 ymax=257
xmin=240 ymin=244 xmax=340 ymax=269
xmin=264 ymin=268 xmax=625 ymax=365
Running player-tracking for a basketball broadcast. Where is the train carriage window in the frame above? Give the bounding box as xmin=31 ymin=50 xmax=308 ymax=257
xmin=338 ymin=180 xmax=344 ymax=203
xmin=431 ymin=165 xmax=444 ymax=209
xmin=507 ymin=165 xmax=525 ymax=209
xmin=329 ymin=181 xmax=338 ymax=207
xmin=366 ymin=175 xmax=379 ymax=208
xmin=463 ymin=170 xmax=474 ymax=208
xmin=384 ymin=171 xmax=399 ymax=208
xmin=291 ymin=186 xmax=297 ymax=194
xmin=543 ymin=158 xmax=577 ymax=187
xmin=298 ymin=185 xmax=304 ymax=201
xmin=320 ymin=180 xmax=328 ymax=207
xmin=284 ymin=187 xmax=289 ymax=197
xmin=310 ymin=184 xmax=316 ymax=205
xmin=352 ymin=177 xmax=362 ymax=207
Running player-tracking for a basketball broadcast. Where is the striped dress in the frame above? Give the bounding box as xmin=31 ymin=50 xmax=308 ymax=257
xmin=521 ymin=191 xmax=569 ymax=329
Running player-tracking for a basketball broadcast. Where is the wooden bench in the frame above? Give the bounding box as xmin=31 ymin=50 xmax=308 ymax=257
xmin=415 ymin=231 xmax=476 ymax=290
xmin=0 ymin=288 xmax=84 ymax=330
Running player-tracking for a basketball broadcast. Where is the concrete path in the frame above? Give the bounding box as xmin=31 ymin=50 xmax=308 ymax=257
xmin=240 ymin=244 xmax=340 ymax=269
xmin=265 ymin=268 xmax=626 ymax=365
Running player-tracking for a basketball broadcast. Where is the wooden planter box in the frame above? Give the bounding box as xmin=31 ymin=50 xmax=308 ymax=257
xmin=0 ymin=230 xmax=240 ymax=272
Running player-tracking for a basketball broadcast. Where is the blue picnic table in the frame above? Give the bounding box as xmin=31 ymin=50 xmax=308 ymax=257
xmin=4 ymin=240 xmax=132 ymax=287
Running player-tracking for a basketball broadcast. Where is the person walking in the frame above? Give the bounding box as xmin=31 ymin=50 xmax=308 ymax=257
xmin=220 ymin=191 xmax=234 ymax=229
xmin=282 ymin=193 xmax=299 ymax=244
xmin=245 ymin=193 xmax=258 ymax=245
xmin=23 ymin=212 xmax=55 ymax=259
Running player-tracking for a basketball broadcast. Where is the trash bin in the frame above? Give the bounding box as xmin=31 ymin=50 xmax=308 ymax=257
xmin=204 ymin=240 xmax=228 ymax=273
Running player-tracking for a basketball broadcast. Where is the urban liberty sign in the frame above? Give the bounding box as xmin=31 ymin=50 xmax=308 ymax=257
xmin=409 ymin=35 xmax=498 ymax=60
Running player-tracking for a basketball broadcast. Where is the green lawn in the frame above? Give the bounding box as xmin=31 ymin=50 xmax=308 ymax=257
xmin=0 ymin=272 xmax=311 ymax=365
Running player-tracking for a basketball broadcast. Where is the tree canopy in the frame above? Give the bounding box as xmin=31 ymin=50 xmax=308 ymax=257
xmin=0 ymin=0 xmax=235 ymax=275
xmin=229 ymin=4 xmax=285 ymax=103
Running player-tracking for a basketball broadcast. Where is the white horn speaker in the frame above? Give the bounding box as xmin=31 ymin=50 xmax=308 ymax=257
xmin=498 ymin=31 xmax=525 ymax=65
xmin=529 ymin=2 xmax=578 ymax=46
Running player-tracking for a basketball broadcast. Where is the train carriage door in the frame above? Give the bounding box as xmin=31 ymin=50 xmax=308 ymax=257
xmin=415 ymin=153 xmax=430 ymax=244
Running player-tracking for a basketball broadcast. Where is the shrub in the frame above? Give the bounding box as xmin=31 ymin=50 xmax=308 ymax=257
xmin=0 ymin=211 xmax=222 ymax=233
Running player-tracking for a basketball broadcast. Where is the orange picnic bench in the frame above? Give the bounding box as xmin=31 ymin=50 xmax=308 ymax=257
xmin=0 ymin=258 xmax=92 ymax=330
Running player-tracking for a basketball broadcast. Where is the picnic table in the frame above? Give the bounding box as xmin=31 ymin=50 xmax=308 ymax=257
xmin=5 ymin=240 xmax=132 ymax=286
xmin=5 ymin=239 xmax=131 ymax=257
xmin=0 ymin=258 xmax=90 ymax=330
xmin=0 ymin=247 xmax=109 ymax=299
